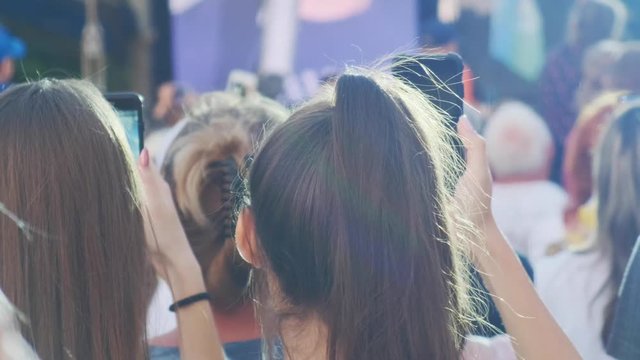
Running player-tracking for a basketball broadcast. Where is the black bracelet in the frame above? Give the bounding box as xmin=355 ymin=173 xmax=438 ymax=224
xmin=169 ymin=292 xmax=211 ymax=312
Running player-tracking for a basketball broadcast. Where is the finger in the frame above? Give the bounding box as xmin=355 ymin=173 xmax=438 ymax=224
xmin=139 ymin=148 xmax=150 ymax=168
xmin=457 ymin=116 xmax=487 ymax=170
xmin=137 ymin=148 xmax=153 ymax=185
xmin=457 ymin=116 xmax=480 ymax=147
xmin=137 ymin=149 xmax=165 ymax=189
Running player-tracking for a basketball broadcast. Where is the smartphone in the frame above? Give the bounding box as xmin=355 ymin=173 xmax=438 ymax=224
xmin=105 ymin=92 xmax=145 ymax=157
xmin=392 ymin=53 xmax=465 ymax=161
xmin=392 ymin=53 xmax=465 ymax=125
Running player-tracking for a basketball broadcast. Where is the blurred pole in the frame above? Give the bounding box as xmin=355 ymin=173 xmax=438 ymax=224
xmin=81 ymin=0 xmax=107 ymax=90
xmin=258 ymin=0 xmax=298 ymax=98
xmin=129 ymin=0 xmax=154 ymax=100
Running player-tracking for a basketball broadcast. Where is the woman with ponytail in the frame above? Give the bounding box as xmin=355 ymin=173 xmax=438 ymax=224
xmin=231 ymin=69 xmax=579 ymax=359
xmin=149 ymin=91 xmax=287 ymax=360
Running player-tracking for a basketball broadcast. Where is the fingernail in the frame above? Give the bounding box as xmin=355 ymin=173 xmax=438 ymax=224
xmin=140 ymin=148 xmax=149 ymax=168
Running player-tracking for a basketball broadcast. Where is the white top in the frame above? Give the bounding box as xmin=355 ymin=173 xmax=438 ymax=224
xmin=462 ymin=335 xmax=515 ymax=359
xmin=535 ymin=248 xmax=614 ymax=360
xmin=0 ymin=290 xmax=38 ymax=360
xmin=491 ymin=181 xmax=567 ymax=264
xmin=154 ymin=119 xmax=189 ymax=167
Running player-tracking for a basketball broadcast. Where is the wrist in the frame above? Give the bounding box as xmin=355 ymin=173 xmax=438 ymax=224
xmin=476 ymin=214 xmax=499 ymax=235
xmin=163 ymin=255 xmax=208 ymax=300
xmin=164 ymin=251 xmax=199 ymax=273
xmin=473 ymin=216 xmax=513 ymax=269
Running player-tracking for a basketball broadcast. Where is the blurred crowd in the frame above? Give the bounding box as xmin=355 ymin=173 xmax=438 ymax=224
xmin=1 ymin=0 xmax=640 ymax=359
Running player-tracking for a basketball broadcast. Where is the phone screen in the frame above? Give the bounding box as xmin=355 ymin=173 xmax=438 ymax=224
xmin=105 ymin=92 xmax=144 ymax=158
xmin=115 ymin=109 xmax=142 ymax=155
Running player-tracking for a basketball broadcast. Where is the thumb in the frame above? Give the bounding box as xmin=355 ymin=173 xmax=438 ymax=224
xmin=137 ymin=148 xmax=165 ymax=188
xmin=137 ymin=148 xmax=155 ymax=179
xmin=457 ymin=116 xmax=487 ymax=172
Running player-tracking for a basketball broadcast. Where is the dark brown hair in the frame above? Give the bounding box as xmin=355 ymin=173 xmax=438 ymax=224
xmin=0 ymin=79 xmax=154 ymax=359
xmin=247 ymin=69 xmax=472 ymax=359
xmin=163 ymin=91 xmax=287 ymax=310
xmin=596 ymin=101 xmax=640 ymax=341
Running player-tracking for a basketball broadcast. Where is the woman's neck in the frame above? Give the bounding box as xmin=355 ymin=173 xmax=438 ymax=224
xmin=150 ymin=302 xmax=260 ymax=347
xmin=212 ymin=302 xmax=261 ymax=343
xmin=280 ymin=315 xmax=328 ymax=360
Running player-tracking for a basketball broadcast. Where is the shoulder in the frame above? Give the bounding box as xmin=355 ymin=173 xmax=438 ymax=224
xmin=540 ymin=182 xmax=568 ymax=208
xmin=536 ymin=248 xmax=609 ymax=288
xmin=462 ymin=335 xmax=516 ymax=360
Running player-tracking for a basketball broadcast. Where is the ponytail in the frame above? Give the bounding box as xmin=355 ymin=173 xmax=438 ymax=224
xmin=249 ymin=69 xmax=470 ymax=360
xmin=332 ymin=73 xmax=402 ymax=184
xmin=164 ymin=122 xmax=252 ymax=309
xmin=169 ymin=125 xmax=247 ymax=226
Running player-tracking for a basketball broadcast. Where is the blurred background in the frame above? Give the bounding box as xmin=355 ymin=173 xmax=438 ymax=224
xmin=1 ymin=0 xmax=639 ymax=115
xmin=3 ymin=1 xmax=640 ymax=350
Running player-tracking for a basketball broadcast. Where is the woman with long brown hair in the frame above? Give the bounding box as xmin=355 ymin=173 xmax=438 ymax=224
xmin=0 ymin=79 xmax=224 ymax=360
xmin=229 ymin=69 xmax=579 ymax=359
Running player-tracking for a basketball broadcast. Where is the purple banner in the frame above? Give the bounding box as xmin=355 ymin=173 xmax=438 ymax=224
xmin=171 ymin=0 xmax=417 ymax=92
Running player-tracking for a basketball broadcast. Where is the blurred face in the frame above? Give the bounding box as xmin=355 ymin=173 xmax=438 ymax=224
xmin=0 ymin=58 xmax=15 ymax=84
xmin=153 ymin=84 xmax=176 ymax=123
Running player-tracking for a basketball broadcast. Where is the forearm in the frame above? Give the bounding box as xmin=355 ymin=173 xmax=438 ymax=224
xmin=165 ymin=256 xmax=225 ymax=360
xmin=475 ymin=218 xmax=580 ymax=360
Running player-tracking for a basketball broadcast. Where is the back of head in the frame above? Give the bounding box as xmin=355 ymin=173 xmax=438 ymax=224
xmin=583 ymin=40 xmax=623 ymax=75
xmin=0 ymin=79 xmax=153 ymax=359
xmin=568 ymin=0 xmax=627 ymax=48
xmin=186 ymin=91 xmax=288 ymax=146
xmin=577 ymin=40 xmax=624 ymax=109
xmin=164 ymin=91 xmax=287 ymax=310
xmin=596 ymin=101 xmax=640 ymax=338
xmin=609 ymin=42 xmax=640 ymax=93
xmin=485 ymin=101 xmax=552 ymax=181
xmin=248 ymin=69 xmax=471 ymax=359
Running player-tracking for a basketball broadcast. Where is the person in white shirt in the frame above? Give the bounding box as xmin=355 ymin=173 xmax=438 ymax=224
xmin=484 ymin=101 xmax=567 ymax=264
